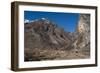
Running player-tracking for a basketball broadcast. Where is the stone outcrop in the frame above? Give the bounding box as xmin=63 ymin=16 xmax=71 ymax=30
xmin=73 ymin=14 xmax=90 ymax=52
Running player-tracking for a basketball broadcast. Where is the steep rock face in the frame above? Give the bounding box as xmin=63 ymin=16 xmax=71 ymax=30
xmin=24 ymin=18 xmax=72 ymax=50
xmin=74 ymin=14 xmax=90 ymax=52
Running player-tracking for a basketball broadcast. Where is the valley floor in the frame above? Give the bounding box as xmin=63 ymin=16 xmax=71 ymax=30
xmin=24 ymin=48 xmax=90 ymax=61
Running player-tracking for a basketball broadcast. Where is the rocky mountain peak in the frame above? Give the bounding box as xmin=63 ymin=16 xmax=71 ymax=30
xmin=24 ymin=18 xmax=72 ymax=50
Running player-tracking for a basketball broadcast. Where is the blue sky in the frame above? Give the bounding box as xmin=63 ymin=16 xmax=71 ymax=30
xmin=24 ymin=11 xmax=80 ymax=32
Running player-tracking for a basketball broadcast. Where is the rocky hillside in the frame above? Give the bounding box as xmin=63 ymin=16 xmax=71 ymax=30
xmin=24 ymin=18 xmax=72 ymax=50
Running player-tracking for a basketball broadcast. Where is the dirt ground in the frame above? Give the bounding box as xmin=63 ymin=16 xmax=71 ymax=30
xmin=24 ymin=48 xmax=90 ymax=61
